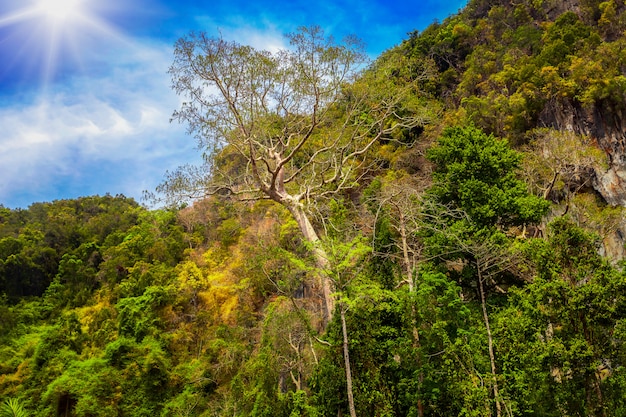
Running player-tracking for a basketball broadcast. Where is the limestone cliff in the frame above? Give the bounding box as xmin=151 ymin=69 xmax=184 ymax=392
xmin=538 ymin=98 xmax=626 ymax=205
xmin=538 ymin=98 xmax=626 ymax=261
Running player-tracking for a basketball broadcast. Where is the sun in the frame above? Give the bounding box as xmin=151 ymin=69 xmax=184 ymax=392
xmin=0 ymin=0 xmax=126 ymax=87
xmin=34 ymin=0 xmax=85 ymax=23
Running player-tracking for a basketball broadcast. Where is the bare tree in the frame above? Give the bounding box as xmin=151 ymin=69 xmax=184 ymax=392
xmin=421 ymin=207 xmax=529 ymax=417
xmin=159 ymin=26 xmax=434 ymax=323
xmin=369 ymin=175 xmax=428 ymax=290
xmin=522 ymin=129 xmax=607 ymax=222
xmin=321 ymin=235 xmax=371 ymax=417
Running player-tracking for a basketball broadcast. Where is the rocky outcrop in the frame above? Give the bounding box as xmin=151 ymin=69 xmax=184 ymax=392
xmin=543 ymin=0 xmax=581 ymax=21
xmin=538 ymin=98 xmax=626 ymax=205
xmin=538 ymin=97 xmax=626 ymax=262
xmin=595 ymin=167 xmax=626 ymax=206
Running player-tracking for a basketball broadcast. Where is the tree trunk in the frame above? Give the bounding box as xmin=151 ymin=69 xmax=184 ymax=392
xmin=341 ymin=304 xmax=357 ymax=417
xmin=399 ymin=210 xmax=413 ymax=292
xmin=478 ymin=265 xmax=501 ymax=417
xmin=411 ymin=300 xmax=424 ymax=417
xmin=287 ymin=203 xmax=335 ymax=324
xmin=398 ymin=212 xmax=424 ymax=417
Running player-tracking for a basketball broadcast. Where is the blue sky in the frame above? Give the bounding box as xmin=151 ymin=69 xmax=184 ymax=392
xmin=0 ymin=0 xmax=468 ymax=209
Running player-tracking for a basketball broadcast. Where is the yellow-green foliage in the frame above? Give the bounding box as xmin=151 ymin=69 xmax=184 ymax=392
xmin=522 ymin=129 xmax=607 ymax=199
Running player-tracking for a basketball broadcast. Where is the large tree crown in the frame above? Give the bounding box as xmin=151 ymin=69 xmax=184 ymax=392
xmin=159 ymin=26 xmax=435 ymax=206
xmin=426 ymin=125 xmax=549 ymax=228
xmin=169 ymin=26 xmax=367 ymax=148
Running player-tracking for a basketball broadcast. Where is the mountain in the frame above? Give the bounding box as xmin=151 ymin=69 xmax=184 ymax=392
xmin=395 ymin=0 xmax=626 ymax=258
xmin=2 ymin=1 xmax=626 ymax=416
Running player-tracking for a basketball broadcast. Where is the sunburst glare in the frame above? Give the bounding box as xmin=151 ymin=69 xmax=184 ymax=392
xmin=35 ymin=0 xmax=85 ymax=23
xmin=0 ymin=0 xmax=126 ymax=89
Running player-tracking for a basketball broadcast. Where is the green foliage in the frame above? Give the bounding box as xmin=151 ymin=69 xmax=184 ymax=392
xmin=6 ymin=2 xmax=626 ymax=415
xmin=367 ymin=215 xmax=400 ymax=290
xmin=32 ymin=315 xmax=84 ymax=369
xmin=406 ymin=266 xmax=487 ymax=416
xmin=0 ymin=195 xmax=141 ymax=300
xmin=311 ymin=234 xmax=411 ymax=416
xmin=407 ymin=0 xmax=626 ymax=139
xmin=41 ymin=358 xmax=119 ymax=417
xmin=422 ymin=124 xmax=551 ymax=415
xmin=495 ymin=218 xmax=626 ymax=415
xmin=311 ymin=280 xmax=405 ymax=417
xmin=0 ymin=399 xmax=27 ymax=417
xmin=116 ymin=285 xmax=174 ymax=341
xmin=426 ymin=124 xmax=549 ymax=231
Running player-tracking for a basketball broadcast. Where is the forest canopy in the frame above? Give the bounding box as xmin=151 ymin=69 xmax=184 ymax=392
xmin=4 ymin=0 xmax=626 ymax=416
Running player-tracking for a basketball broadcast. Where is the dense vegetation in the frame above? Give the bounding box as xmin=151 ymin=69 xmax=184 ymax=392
xmin=4 ymin=0 xmax=626 ymax=415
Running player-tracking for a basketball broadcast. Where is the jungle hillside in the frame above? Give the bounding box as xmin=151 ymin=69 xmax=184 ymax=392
xmin=3 ymin=0 xmax=626 ymax=415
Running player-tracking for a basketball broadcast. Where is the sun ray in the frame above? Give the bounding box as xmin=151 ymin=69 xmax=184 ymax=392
xmin=0 ymin=0 xmax=129 ymax=88
xmin=0 ymin=9 xmax=38 ymax=26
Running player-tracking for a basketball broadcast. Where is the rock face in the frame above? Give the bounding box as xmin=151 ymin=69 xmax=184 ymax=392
xmin=539 ymin=97 xmax=626 ymax=262
xmin=543 ymin=0 xmax=581 ymax=20
xmin=600 ymin=228 xmax=626 ymax=262
xmin=588 ymin=101 xmax=626 ymax=207
xmin=595 ymin=168 xmax=626 ymax=206
xmin=539 ymin=98 xmax=626 ymax=205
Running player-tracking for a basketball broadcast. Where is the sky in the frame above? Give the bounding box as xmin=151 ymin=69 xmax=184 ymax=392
xmin=0 ymin=0 xmax=468 ymax=209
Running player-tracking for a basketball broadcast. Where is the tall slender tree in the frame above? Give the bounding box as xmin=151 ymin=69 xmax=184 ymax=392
xmin=159 ymin=26 xmax=434 ymax=323
xmin=423 ymin=125 xmax=549 ymax=416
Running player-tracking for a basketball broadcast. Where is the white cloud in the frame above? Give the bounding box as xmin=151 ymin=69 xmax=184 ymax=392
xmin=0 ymin=38 xmax=200 ymax=208
xmin=193 ymin=15 xmax=288 ymax=53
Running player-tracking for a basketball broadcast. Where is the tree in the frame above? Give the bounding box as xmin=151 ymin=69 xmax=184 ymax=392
xmin=522 ymin=129 xmax=606 ymax=206
xmin=324 ymin=236 xmax=371 ymax=417
xmin=362 ymin=173 xmax=431 ymax=416
xmin=160 ymin=26 xmax=434 ymax=322
xmin=312 ymin=235 xmax=410 ymax=417
xmin=423 ymin=124 xmax=549 ymax=416
xmin=493 ymin=217 xmax=626 ymax=416
xmin=426 ymin=125 xmax=548 ymax=232
xmin=363 ymin=172 xmax=427 ymax=291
